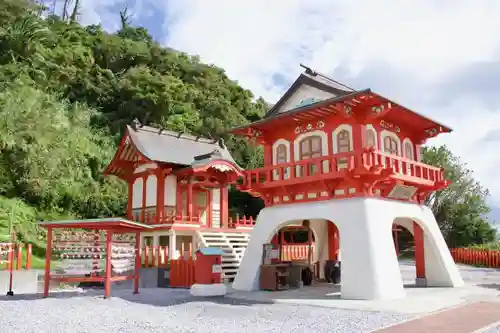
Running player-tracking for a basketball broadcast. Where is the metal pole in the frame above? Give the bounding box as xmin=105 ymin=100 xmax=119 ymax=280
xmin=6 ymin=206 xmax=14 ymax=296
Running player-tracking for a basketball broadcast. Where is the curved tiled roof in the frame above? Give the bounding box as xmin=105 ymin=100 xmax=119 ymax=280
xmin=126 ymin=125 xmax=241 ymax=169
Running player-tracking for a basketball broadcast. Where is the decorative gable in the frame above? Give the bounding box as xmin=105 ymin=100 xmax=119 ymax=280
xmin=264 ymin=65 xmax=354 ymax=119
xmin=276 ymin=85 xmax=336 ymax=114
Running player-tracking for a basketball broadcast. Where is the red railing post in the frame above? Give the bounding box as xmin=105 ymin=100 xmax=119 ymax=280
xmin=16 ymin=244 xmax=23 ymax=270
xmin=26 ymin=244 xmax=32 ymax=270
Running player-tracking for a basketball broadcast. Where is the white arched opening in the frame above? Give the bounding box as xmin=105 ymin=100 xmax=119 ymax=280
xmin=233 ymin=197 xmax=463 ymax=300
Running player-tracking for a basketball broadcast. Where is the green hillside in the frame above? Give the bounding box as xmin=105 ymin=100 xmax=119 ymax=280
xmin=0 ymin=0 xmax=265 ymax=252
xmin=0 ymin=0 xmax=495 ymax=260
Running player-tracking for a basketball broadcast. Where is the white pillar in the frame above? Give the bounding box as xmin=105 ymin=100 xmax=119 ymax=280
xmin=169 ymin=231 xmax=176 ymax=259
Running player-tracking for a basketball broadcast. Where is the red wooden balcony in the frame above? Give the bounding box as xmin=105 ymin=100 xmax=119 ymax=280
xmin=237 ymin=148 xmax=445 ymax=197
xmin=132 ymin=208 xmax=256 ymax=229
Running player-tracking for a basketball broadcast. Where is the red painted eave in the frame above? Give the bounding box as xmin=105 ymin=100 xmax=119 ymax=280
xmin=38 ymin=217 xmax=151 ymax=230
xmin=230 ymin=90 xmax=453 ymax=137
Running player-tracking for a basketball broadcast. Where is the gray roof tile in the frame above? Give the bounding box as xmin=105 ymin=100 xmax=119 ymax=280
xmin=127 ymin=125 xmax=241 ymax=169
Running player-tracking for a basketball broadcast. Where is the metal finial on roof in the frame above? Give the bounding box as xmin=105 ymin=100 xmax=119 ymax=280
xmin=218 ymin=137 xmax=225 ymax=148
xmin=131 ymin=118 xmax=141 ymax=131
xmin=300 ymin=63 xmax=317 ymax=76
xmin=299 ymin=63 xmax=356 ymax=92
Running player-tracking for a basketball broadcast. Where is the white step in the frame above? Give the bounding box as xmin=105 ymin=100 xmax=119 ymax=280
xmin=196 ymin=230 xmax=251 ymax=281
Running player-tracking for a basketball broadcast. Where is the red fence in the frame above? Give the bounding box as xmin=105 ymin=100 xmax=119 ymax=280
xmin=0 ymin=243 xmax=32 ymax=270
xmin=450 ymin=248 xmax=500 ymax=268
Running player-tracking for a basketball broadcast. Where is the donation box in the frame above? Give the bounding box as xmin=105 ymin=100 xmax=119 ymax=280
xmin=194 ymin=247 xmax=225 ymax=284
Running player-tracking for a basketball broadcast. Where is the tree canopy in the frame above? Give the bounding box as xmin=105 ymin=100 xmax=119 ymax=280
xmin=0 ymin=1 xmax=495 ymax=250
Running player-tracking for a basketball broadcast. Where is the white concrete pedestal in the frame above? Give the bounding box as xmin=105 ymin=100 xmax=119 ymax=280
xmin=232 ymin=197 xmax=464 ymax=300
xmin=190 ymin=283 xmax=227 ymax=297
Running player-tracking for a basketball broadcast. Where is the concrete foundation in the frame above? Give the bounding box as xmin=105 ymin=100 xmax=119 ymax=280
xmin=232 ymin=197 xmax=464 ymax=300
xmin=0 ymin=270 xmax=39 ymax=295
xmin=190 ymin=283 xmax=227 ymax=296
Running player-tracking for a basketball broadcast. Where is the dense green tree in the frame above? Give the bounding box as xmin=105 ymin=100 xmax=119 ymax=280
xmin=423 ymin=146 xmax=497 ymax=246
xmin=0 ymin=0 xmax=494 ymax=252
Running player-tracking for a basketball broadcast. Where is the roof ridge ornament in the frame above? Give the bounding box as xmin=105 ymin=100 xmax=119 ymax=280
xmin=218 ymin=137 xmax=226 ymax=148
xmin=131 ymin=118 xmax=141 ymax=131
xmin=299 ymin=63 xmax=356 ymax=92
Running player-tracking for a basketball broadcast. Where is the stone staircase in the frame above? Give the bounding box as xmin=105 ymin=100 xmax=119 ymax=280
xmin=196 ymin=231 xmax=250 ymax=282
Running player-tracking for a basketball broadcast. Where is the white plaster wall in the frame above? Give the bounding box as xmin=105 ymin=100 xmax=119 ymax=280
xmin=134 ymin=163 xmax=157 ymax=173
xmin=164 ymin=175 xmax=177 ymax=206
xmin=212 ymin=188 xmax=221 ymax=209
xmin=145 ymin=175 xmax=157 ymax=207
xmin=277 ymin=85 xmax=335 ymax=114
xmin=132 ymin=177 xmax=143 ymax=209
xmin=309 ymin=219 xmax=329 ymax=278
xmin=233 ymin=197 xmax=463 ymax=300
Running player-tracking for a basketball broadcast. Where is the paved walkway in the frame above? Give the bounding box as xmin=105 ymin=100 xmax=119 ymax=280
xmin=227 ymin=262 xmax=500 ymax=332
xmin=373 ymin=302 xmax=500 ymax=333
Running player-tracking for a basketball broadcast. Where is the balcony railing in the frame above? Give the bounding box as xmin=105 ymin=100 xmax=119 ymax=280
xmin=132 ymin=208 xmax=201 ymax=226
xmin=132 ymin=208 xmax=256 ymax=229
xmin=239 ymin=148 xmax=444 ymax=189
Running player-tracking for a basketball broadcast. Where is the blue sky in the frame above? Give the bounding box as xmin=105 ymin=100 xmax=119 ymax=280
xmin=48 ymin=0 xmax=500 ymax=222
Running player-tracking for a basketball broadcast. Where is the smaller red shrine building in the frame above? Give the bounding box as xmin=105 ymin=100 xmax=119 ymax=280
xmin=103 ymin=123 xmax=256 ymax=281
xmin=230 ymin=65 xmax=464 ymax=300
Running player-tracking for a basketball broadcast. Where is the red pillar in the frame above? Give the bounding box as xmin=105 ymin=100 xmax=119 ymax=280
xmin=141 ymin=175 xmax=147 ymax=223
xmin=413 ymin=221 xmax=426 ymax=283
xmin=104 ymin=231 xmax=113 ymax=299
xmin=43 ymin=227 xmax=53 ymax=298
xmin=156 ymin=169 xmax=165 ymax=224
xmin=133 ymin=231 xmax=140 ymax=294
xmin=220 ymin=185 xmax=228 ymax=228
xmin=187 ymin=180 xmax=193 ymax=221
xmin=327 ymin=222 xmax=339 ymax=261
xmin=127 ymin=181 xmax=133 ymax=220
xmin=263 ymin=144 xmax=272 ymax=165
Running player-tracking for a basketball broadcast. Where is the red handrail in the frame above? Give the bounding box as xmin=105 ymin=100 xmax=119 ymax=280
xmin=239 ymin=148 xmax=445 ymax=189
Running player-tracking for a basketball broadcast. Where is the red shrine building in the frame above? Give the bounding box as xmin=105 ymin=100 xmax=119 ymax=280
xmin=79 ymin=65 xmax=463 ymax=300
xmin=104 ymin=123 xmax=255 ymax=281
xmin=230 ymin=66 xmax=463 ymax=300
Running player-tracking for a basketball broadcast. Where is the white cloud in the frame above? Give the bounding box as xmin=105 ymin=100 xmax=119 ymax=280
xmin=73 ymin=0 xmax=500 ymax=206
xmin=161 ymin=0 xmax=500 ymax=205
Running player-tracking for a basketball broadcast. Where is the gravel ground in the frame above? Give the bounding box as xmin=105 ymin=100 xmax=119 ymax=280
xmin=0 ymin=288 xmax=412 ymax=333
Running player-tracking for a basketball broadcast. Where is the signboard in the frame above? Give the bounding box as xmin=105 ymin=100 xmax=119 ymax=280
xmin=212 ymin=264 xmax=222 ymax=274
xmin=388 ymin=184 xmax=418 ymax=200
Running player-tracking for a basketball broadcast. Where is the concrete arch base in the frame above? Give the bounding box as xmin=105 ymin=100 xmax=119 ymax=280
xmin=232 ymin=197 xmax=464 ymax=300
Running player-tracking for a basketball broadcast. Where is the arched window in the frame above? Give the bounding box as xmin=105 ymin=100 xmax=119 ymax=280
xmin=404 ymin=141 xmax=414 ymax=160
xmin=383 ymin=136 xmax=399 ymax=155
xmin=336 ymin=130 xmax=351 ymax=153
xmin=299 ymin=136 xmax=322 ymax=159
xmin=276 ymin=144 xmax=287 ymax=164
xmin=336 ymin=129 xmax=351 ymax=169
xmin=299 ymin=136 xmax=322 ymax=175
xmin=365 ymin=128 xmax=376 ymax=148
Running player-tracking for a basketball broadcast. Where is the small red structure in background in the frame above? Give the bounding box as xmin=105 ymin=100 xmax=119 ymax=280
xmin=38 ymin=218 xmax=147 ymax=299
xmin=194 ymin=247 xmax=225 ymax=284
